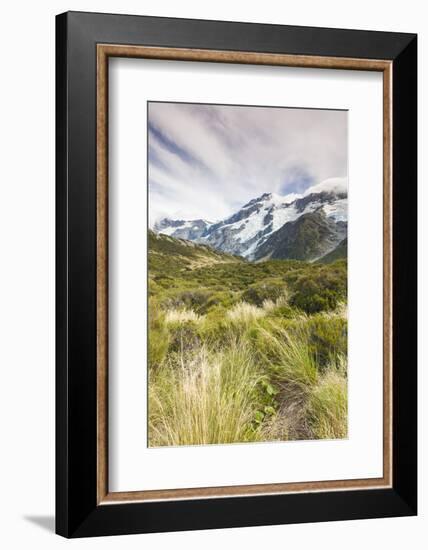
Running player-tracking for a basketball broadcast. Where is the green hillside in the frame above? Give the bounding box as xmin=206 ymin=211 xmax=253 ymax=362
xmin=148 ymin=231 xmax=348 ymax=448
xmin=148 ymin=229 xmax=242 ymax=275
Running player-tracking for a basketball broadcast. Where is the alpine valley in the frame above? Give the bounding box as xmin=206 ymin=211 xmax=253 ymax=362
xmin=148 ymin=177 xmax=349 ymax=448
xmin=147 ymin=102 xmax=349 ymax=448
xmin=153 ymin=179 xmax=347 ymax=263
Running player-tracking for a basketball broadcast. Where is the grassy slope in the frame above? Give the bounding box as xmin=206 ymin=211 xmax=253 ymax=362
xmin=148 ymin=231 xmax=348 ymax=447
xmin=148 ymin=229 xmax=242 ymax=274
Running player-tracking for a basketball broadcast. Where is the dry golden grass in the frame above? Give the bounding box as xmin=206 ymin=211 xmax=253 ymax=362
xmin=227 ymin=302 xmax=265 ymax=323
xmin=164 ymin=308 xmax=202 ymax=324
xmin=149 ymin=342 xmax=262 ymax=447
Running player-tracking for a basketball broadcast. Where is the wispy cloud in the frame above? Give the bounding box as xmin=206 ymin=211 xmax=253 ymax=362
xmin=148 ymin=102 xmax=347 ymax=226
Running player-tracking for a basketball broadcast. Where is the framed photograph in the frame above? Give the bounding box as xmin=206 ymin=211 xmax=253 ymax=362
xmin=56 ymin=11 xmax=417 ymax=538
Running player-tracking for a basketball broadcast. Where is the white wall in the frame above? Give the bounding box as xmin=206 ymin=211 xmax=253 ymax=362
xmin=0 ymin=0 xmax=425 ymax=548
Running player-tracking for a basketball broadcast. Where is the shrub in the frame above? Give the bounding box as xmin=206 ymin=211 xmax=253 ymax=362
xmin=152 ymin=274 xmax=176 ymax=288
xmin=287 ymin=264 xmax=347 ymax=314
xmin=242 ymin=280 xmax=288 ymax=306
xmin=307 ymin=314 xmax=347 ymax=370
xmin=148 ymin=278 xmax=162 ymax=297
xmin=196 ymin=290 xmax=239 ymax=314
xmin=163 ymin=289 xmax=213 ymax=312
xmin=166 ymin=324 xmax=201 ymax=354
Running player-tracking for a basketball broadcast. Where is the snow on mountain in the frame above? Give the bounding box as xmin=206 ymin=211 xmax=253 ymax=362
xmin=253 ymin=210 xmax=347 ymax=262
xmin=153 ymin=218 xmax=213 ymax=241
xmin=322 ymin=198 xmax=348 ymax=222
xmin=154 ymin=179 xmax=347 ymax=261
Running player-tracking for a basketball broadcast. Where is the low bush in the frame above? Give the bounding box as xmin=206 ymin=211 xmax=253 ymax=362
xmin=242 ymin=279 xmax=288 ymax=306
xmin=162 ymin=289 xmax=213 ymax=313
xmin=307 ymin=313 xmax=347 ymax=370
xmin=197 ymin=290 xmax=238 ymax=314
xmin=283 ymin=260 xmax=347 ymax=314
xmin=166 ymin=321 xmax=201 ymax=354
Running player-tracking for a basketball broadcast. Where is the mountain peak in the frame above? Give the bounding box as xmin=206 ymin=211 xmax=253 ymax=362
xmin=154 ymin=185 xmax=347 ymax=261
xmin=242 ymin=192 xmax=272 ymax=209
xmin=242 ymin=191 xmax=300 ymax=210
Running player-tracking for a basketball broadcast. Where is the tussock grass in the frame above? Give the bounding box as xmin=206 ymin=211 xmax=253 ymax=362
xmin=147 ymin=247 xmax=348 ymax=446
xmin=149 ymin=342 xmax=262 ymax=447
xmin=261 ymin=299 xmax=276 ymax=312
xmin=148 ymin=322 xmax=348 ymax=445
xmin=307 ymin=356 xmax=348 ymax=439
xmin=248 ymin=328 xmax=347 ymax=440
xmin=261 ymin=295 xmax=289 ymax=311
xmin=227 ymin=302 xmax=265 ymax=323
xmin=334 ymin=301 xmax=347 ymax=319
xmin=164 ymin=308 xmax=202 ymax=324
xmin=315 ymin=301 xmax=347 ymax=320
xmin=258 ymin=327 xmax=318 ymax=389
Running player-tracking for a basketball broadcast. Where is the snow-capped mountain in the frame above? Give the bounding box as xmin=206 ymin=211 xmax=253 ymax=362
xmin=153 ymin=179 xmax=347 ymax=262
xmin=253 ymin=210 xmax=347 ymax=262
xmin=153 ymin=218 xmax=213 ymax=241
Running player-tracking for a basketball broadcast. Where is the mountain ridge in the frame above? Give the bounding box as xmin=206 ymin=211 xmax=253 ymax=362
xmin=153 ymin=184 xmax=347 ymax=263
xmin=253 ymin=210 xmax=346 ymax=262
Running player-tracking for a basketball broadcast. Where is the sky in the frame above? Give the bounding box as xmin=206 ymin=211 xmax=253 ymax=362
xmin=148 ymin=102 xmax=347 ymax=226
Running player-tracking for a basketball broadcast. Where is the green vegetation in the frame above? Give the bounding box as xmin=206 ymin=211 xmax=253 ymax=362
xmin=148 ymin=231 xmax=348 ymax=447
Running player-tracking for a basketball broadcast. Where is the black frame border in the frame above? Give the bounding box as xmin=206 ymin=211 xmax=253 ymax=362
xmin=56 ymin=11 xmax=417 ymax=538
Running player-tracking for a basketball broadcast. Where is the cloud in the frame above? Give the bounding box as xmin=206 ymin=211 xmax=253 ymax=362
xmin=148 ymin=102 xmax=347 ymax=225
xmin=303 ymin=177 xmax=348 ymax=196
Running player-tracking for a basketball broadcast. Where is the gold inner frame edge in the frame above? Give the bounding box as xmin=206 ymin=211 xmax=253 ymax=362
xmin=96 ymin=44 xmax=393 ymax=505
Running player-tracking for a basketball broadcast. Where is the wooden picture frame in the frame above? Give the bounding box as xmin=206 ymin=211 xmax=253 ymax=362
xmin=56 ymin=11 xmax=417 ymax=537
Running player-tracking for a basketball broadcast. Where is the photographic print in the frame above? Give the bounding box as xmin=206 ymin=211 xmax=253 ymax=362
xmin=148 ymin=102 xmax=348 ymax=448
xmin=57 ymin=14 xmax=417 ymax=536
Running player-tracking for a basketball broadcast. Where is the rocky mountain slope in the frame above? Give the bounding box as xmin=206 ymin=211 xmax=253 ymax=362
xmin=153 ymin=181 xmax=347 ymax=262
xmin=253 ymin=210 xmax=346 ymax=262
xmin=318 ymin=238 xmax=348 ymax=264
